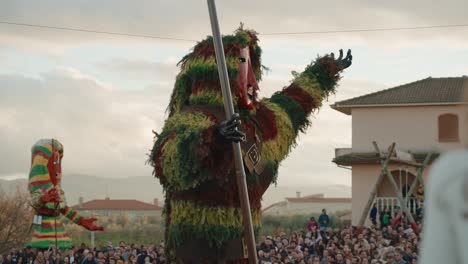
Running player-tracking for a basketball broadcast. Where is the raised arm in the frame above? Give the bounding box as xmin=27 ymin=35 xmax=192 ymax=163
xmin=260 ymin=49 xmax=352 ymax=162
xmin=61 ymin=206 xmax=103 ymax=231
xmin=30 ymin=186 xmax=103 ymax=231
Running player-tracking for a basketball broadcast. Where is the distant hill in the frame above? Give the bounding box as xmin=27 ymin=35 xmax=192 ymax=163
xmin=0 ymin=175 xmax=350 ymax=208
xmin=0 ymin=174 xmax=164 ymax=206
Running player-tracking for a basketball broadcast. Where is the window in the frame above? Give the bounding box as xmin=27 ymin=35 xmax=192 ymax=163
xmin=438 ymin=114 xmax=459 ymax=142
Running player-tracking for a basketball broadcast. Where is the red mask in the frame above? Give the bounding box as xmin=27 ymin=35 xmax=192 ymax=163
xmin=237 ymin=47 xmax=258 ymax=109
xmin=47 ymin=141 xmax=62 ymax=186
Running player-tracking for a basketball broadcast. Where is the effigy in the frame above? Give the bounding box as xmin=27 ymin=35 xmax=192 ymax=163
xmin=28 ymin=139 xmax=103 ymax=249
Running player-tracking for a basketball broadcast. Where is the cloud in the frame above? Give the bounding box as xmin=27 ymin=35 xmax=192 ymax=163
xmin=0 ymin=68 xmax=168 ymax=178
xmin=0 ymin=59 xmax=385 ymax=189
xmin=98 ymin=58 xmax=178 ymax=81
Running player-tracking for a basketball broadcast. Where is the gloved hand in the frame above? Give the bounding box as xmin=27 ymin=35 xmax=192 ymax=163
xmin=218 ymin=113 xmax=246 ymax=143
xmin=330 ymin=49 xmax=353 ymax=71
xmin=78 ymin=217 xmax=104 ymax=231
xmin=40 ymin=188 xmax=61 ymax=203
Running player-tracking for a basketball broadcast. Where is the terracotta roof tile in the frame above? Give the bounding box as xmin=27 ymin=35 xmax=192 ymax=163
xmin=72 ymin=199 xmax=162 ymax=211
xmin=332 ymin=77 xmax=468 ymax=114
xmin=262 ymin=201 xmax=287 ymax=212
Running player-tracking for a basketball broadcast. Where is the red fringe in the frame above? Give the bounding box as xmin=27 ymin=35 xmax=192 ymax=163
xmin=186 ymin=107 xmax=236 ymax=182
xmin=193 ymin=42 xmax=242 ymax=60
xmin=255 ymin=103 xmax=278 ymax=141
xmin=281 ymin=84 xmax=317 ymax=114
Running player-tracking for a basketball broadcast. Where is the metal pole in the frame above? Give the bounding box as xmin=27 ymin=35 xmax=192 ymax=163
xmin=91 ymin=231 xmax=95 ymax=249
xmin=206 ymin=1 xmax=258 ymax=263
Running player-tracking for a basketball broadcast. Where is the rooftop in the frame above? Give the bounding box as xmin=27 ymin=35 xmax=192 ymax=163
xmin=332 ymin=77 xmax=468 ymax=115
xmin=73 ymin=198 xmax=162 ymax=211
xmin=333 ymin=151 xmax=440 ymax=166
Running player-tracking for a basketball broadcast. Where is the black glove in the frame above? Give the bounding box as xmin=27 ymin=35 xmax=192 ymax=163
xmin=219 ymin=113 xmax=246 ymax=143
xmin=330 ymin=49 xmax=353 ymax=71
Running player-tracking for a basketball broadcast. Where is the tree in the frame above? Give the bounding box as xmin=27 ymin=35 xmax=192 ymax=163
xmin=0 ymin=188 xmax=34 ymax=254
xmin=115 ymin=214 xmax=130 ymax=227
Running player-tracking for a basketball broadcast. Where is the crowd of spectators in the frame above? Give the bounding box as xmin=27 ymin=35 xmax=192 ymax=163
xmin=0 ymin=242 xmax=166 ymax=264
xmin=257 ymin=208 xmax=422 ymax=264
xmin=0 ymin=208 xmax=422 ymax=264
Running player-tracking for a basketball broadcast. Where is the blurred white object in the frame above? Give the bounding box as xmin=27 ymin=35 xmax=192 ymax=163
xmin=420 ymin=150 xmax=468 ymax=264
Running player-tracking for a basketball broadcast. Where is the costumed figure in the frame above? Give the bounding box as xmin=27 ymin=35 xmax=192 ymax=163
xmin=149 ymin=27 xmax=352 ymax=262
xmin=28 ymin=139 xmax=103 ymax=249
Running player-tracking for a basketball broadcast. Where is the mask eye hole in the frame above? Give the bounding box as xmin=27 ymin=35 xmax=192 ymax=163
xmin=239 ymin=57 xmax=246 ymax=63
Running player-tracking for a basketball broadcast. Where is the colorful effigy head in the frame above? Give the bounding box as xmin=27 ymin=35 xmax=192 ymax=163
xmin=168 ymin=27 xmax=263 ymax=115
xmin=30 ymin=139 xmax=64 ymax=189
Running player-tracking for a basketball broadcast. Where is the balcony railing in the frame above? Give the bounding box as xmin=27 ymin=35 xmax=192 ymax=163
xmin=374 ymin=197 xmax=422 ymax=215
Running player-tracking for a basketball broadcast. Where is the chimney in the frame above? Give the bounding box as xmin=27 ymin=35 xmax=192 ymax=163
xmin=296 ymin=191 xmax=301 ymax=198
xmin=153 ymin=198 xmax=159 ymax=207
xmin=78 ymin=196 xmax=84 ymax=207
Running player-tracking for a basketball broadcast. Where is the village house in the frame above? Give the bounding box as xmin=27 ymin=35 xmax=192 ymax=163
xmin=331 ymin=77 xmax=467 ymax=225
xmin=72 ymin=196 xmax=163 ymax=220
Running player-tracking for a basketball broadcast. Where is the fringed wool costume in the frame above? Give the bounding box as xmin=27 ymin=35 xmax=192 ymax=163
xmin=28 ymin=139 xmax=103 ymax=249
xmin=150 ymin=28 xmax=352 ymax=261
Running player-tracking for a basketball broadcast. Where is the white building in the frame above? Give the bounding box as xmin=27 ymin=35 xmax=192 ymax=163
xmin=331 ymin=77 xmax=467 ymax=225
xmin=73 ymin=197 xmax=163 ymax=220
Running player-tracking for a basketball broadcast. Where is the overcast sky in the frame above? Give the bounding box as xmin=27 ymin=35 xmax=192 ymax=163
xmin=1 ymin=0 xmax=467 ymax=189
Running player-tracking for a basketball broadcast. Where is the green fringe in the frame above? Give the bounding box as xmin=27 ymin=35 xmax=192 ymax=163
xmin=270 ymin=93 xmax=308 ymax=133
xmin=260 ymin=100 xmax=296 ymax=163
xmin=168 ymin=200 xmax=262 ymax=248
xmin=178 ymin=29 xmax=262 ymax=81
xmin=183 ymin=57 xmax=239 ymax=80
xmin=300 ymin=56 xmax=339 ymax=97
xmin=189 ymin=90 xmax=226 ymax=108
xmin=168 ymin=223 xmax=261 ymax=249
xmin=153 ymin=112 xmax=215 ymax=190
xmin=291 ymin=74 xmax=324 ymax=107
xmin=169 ymin=222 xmax=245 ymax=249
xmin=168 ymin=56 xmax=239 ymax=115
